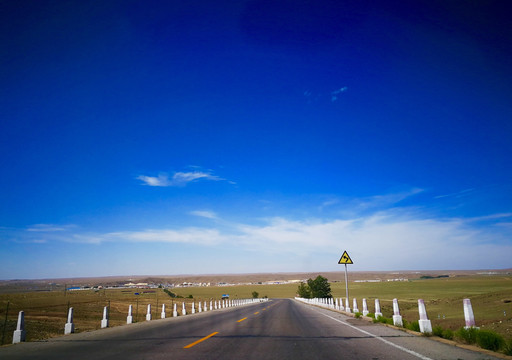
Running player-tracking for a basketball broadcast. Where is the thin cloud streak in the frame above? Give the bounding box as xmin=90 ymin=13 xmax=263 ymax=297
xmin=137 ymin=170 xmax=228 ymax=187
xmin=27 ymin=224 xmax=74 ymax=232
xmin=190 ymin=210 xmax=218 ymax=219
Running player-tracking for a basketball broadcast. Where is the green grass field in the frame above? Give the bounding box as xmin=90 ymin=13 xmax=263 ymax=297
xmin=1 ymin=274 xmax=511 ymax=345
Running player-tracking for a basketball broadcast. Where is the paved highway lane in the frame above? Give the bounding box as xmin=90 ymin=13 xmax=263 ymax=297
xmin=0 ymin=299 xmax=501 ymax=360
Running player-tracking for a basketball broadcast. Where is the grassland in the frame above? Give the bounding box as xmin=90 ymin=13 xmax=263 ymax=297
xmin=1 ymin=273 xmax=511 ymax=345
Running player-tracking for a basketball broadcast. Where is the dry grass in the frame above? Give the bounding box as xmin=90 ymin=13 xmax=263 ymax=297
xmin=0 ymin=288 xmax=203 ymax=344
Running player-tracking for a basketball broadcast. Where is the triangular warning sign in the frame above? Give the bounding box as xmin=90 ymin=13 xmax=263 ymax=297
xmin=338 ymin=251 xmax=353 ymax=264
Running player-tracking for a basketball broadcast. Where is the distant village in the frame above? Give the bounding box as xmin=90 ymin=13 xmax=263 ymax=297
xmin=66 ymin=279 xmax=306 ymax=291
xmin=65 ymin=277 xmax=414 ymax=291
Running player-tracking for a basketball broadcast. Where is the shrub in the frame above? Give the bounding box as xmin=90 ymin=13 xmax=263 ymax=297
xmin=164 ymin=289 xmax=177 ymax=298
xmin=373 ymin=316 xmax=393 ymax=325
xmin=433 ymin=326 xmax=444 ymax=337
xmin=432 ymin=326 xmax=454 ymax=340
xmin=355 ymin=312 xmax=362 ymax=318
xmin=455 ymin=327 xmax=478 ymax=345
xmin=406 ymin=320 xmax=420 ymax=332
xmin=504 ymin=338 xmax=512 ymax=356
xmin=476 ymin=330 xmax=505 ymax=352
xmin=442 ymin=329 xmax=454 ymax=340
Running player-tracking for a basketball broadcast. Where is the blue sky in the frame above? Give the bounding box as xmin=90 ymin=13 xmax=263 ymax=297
xmin=1 ymin=0 xmax=511 ymax=279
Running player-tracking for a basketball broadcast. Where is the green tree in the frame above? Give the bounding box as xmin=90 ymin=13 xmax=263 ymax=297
xmin=297 ymin=282 xmax=312 ymax=298
xmin=252 ymin=291 xmax=259 ymax=298
xmin=307 ymin=275 xmax=332 ymax=298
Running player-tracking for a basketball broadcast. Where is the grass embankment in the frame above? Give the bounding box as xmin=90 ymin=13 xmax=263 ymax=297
xmin=329 ymin=275 xmax=512 ymax=338
xmin=0 ymin=289 xmax=205 ymax=344
xmin=1 ymin=274 xmax=511 ymax=345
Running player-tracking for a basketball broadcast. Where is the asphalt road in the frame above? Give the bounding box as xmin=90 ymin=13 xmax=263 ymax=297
xmin=0 ymin=299 xmax=501 ymax=360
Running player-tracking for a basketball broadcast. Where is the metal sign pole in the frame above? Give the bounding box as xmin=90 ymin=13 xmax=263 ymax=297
xmin=344 ymin=264 xmax=349 ymax=303
xmin=339 ymin=250 xmax=353 ymax=309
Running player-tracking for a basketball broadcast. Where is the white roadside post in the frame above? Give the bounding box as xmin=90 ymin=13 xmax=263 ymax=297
xmin=182 ymin=302 xmax=187 ymax=316
xmin=204 ymin=301 xmax=208 ymax=312
xmin=345 ymin=298 xmax=351 ymax=313
xmin=191 ymin=302 xmax=196 ymax=314
xmin=127 ymin=304 xmax=133 ymax=324
xmin=198 ymin=301 xmax=202 ymax=313
xmin=101 ymin=306 xmax=109 ymax=328
xmin=12 ymin=311 xmax=26 ymax=344
xmin=392 ymin=298 xmax=403 ymax=327
xmin=362 ymin=299 xmax=369 ymax=316
xmin=146 ymin=304 xmax=152 ymax=321
xmin=339 ymin=298 xmax=345 ymax=311
xmin=418 ymin=299 xmax=432 ymax=333
xmin=375 ymin=299 xmax=382 ymax=319
xmin=161 ymin=304 xmax=166 ymax=319
xmin=463 ymin=299 xmax=477 ymax=329
xmin=173 ymin=303 xmax=178 ymax=317
xmin=353 ymin=298 xmax=359 ymax=313
xmin=64 ymin=307 xmax=75 ymax=334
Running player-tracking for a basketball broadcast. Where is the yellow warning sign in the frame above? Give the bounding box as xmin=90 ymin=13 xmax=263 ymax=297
xmin=338 ymin=251 xmax=353 ymax=264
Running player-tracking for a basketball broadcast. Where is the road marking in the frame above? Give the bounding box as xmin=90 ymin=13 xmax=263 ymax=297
xmin=312 ymin=308 xmax=433 ymax=360
xmin=237 ymin=317 xmax=248 ymax=322
xmin=254 ymin=311 xmax=259 ymax=314
xmin=183 ymin=332 xmax=219 ymax=349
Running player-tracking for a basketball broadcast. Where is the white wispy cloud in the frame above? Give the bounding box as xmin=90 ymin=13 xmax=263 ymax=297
xmin=136 ymin=174 xmax=171 ymax=187
xmin=71 ymin=228 xmax=225 ymax=246
xmin=434 ymin=188 xmax=475 ymax=199
xmin=190 ymin=210 xmax=218 ymax=219
xmin=27 ymin=224 xmax=75 ymax=232
xmin=331 ymin=86 xmax=348 ymax=102
xmin=30 ymin=208 xmax=511 ymax=270
xmin=137 ymin=170 xmax=228 ymax=187
xmin=7 ymin=189 xmax=512 ymax=272
xmin=303 ymin=86 xmax=348 ymax=103
xmin=352 ymin=188 xmax=424 ymax=212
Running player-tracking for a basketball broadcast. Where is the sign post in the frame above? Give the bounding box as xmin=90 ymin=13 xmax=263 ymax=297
xmin=338 ymin=251 xmax=353 ymax=309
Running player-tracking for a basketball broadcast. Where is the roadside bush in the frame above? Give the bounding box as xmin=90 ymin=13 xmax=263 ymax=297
xmin=442 ymin=329 xmax=454 ymax=340
xmin=504 ymin=338 xmax=512 ymax=356
xmin=355 ymin=312 xmax=362 ymax=318
xmin=373 ymin=316 xmax=393 ymax=325
xmin=432 ymin=326 xmax=454 ymax=340
xmin=433 ymin=326 xmax=444 ymax=337
xmin=455 ymin=327 xmax=478 ymax=344
xmin=476 ymin=330 xmax=505 ymax=352
xmin=405 ymin=320 xmax=420 ymax=332
xmin=163 ymin=289 xmax=177 ymax=298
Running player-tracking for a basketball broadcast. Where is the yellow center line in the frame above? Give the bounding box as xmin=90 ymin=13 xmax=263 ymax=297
xmin=183 ymin=331 xmax=219 ymax=349
xmin=237 ymin=317 xmax=248 ymax=323
xmin=254 ymin=311 xmax=259 ymax=314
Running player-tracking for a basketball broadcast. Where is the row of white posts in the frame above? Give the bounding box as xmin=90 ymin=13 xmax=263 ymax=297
xmin=295 ymin=297 xmax=477 ymax=334
xmin=12 ymin=298 xmax=267 ymax=344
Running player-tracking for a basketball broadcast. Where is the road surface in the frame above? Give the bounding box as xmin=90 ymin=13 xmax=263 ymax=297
xmin=0 ymin=299 xmax=501 ymax=359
